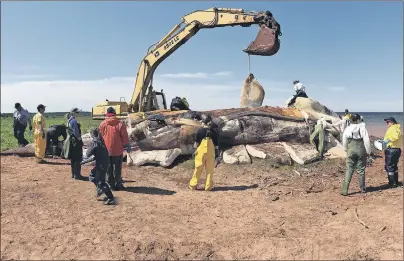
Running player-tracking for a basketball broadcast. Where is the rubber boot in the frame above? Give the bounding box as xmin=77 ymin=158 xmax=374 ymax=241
xmin=387 ymin=172 xmax=395 ymax=187
xmin=102 ymin=183 xmax=116 ymax=205
xmin=340 ymin=181 xmax=350 ymax=196
xmin=104 ymin=198 xmax=116 ymax=205
xmin=115 ymin=182 xmax=126 ymax=191
xmin=341 ymin=170 xmax=353 ymax=196
xmin=359 ymin=175 xmax=366 ymax=193
xmin=52 ymin=145 xmax=58 ymax=158
xmin=102 ymin=183 xmax=115 ymax=199
xmin=393 ymin=171 xmax=399 ymax=187
xmin=70 ymin=161 xmax=75 ymax=179
xmin=73 ymin=162 xmax=86 ymax=180
xmin=95 ymin=183 xmax=103 ymax=198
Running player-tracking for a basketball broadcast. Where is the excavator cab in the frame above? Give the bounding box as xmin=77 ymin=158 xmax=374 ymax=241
xmin=92 ymin=97 xmax=129 ymax=120
xmin=132 ymin=86 xmax=168 ymax=112
xmin=145 ymin=89 xmax=167 ymax=111
xmin=92 ymin=90 xmax=167 ymax=120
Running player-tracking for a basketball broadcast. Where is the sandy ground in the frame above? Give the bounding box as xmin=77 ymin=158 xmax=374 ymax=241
xmin=1 ymin=151 xmax=403 ymax=260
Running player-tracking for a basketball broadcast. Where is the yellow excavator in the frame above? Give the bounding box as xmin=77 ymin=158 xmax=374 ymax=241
xmin=91 ymin=7 xmax=282 ymax=120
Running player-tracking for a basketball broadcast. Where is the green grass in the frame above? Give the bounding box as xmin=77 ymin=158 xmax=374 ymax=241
xmin=0 ymin=116 xmax=101 ymax=151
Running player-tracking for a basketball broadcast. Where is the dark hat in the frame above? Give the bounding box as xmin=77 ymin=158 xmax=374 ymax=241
xmin=106 ymin=107 xmax=116 ymax=115
xmin=344 ymin=109 xmax=349 ymax=113
xmin=351 ymin=113 xmax=361 ymax=122
xmin=293 ymin=80 xmax=300 ymax=85
xmin=37 ymin=104 xmax=46 ymax=111
xmin=384 ymin=117 xmax=397 ymax=124
xmin=14 ymin=102 xmax=21 ymax=109
xmin=70 ymin=107 xmax=81 ymax=114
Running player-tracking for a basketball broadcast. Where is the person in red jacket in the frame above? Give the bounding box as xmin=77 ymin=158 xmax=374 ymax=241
xmin=98 ymin=107 xmax=131 ymax=191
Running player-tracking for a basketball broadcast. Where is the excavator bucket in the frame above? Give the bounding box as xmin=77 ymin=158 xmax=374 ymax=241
xmin=243 ymin=24 xmax=280 ymax=56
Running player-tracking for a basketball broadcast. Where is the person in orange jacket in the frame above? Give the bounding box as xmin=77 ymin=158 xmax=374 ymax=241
xmin=98 ymin=107 xmax=131 ymax=191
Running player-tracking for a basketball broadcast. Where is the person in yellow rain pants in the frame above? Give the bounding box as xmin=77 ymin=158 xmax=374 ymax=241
xmin=189 ymin=114 xmax=220 ymax=191
xmin=32 ymin=104 xmax=47 ymax=163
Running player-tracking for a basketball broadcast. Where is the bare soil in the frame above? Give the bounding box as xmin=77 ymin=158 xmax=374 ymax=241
xmin=1 ymin=151 xmax=403 ymax=260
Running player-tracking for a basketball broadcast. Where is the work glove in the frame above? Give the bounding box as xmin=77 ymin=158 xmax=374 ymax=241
xmin=377 ymin=139 xmax=390 ymax=145
xmin=81 ymin=156 xmax=95 ymax=165
xmin=377 ymin=139 xmax=390 ymax=149
xmin=124 ymin=144 xmax=132 ymax=153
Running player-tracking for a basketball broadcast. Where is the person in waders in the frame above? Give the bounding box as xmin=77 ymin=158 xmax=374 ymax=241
xmin=381 ymin=117 xmax=402 ymax=188
xmin=341 ymin=114 xmax=371 ymax=196
xmin=32 ymin=104 xmax=47 ymax=163
xmin=189 ymin=114 xmax=220 ymax=191
xmin=81 ymin=128 xmax=115 ymax=205
xmin=63 ymin=108 xmax=86 ymax=180
xmin=310 ymin=117 xmax=329 ymax=160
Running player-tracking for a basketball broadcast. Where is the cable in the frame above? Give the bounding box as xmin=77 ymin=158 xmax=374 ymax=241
xmin=248 ymin=54 xmax=251 ymax=74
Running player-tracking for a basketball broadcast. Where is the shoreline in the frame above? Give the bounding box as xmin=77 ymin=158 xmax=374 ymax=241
xmin=366 ymin=123 xmax=403 ymax=138
xmin=367 ymin=124 xmax=387 ymax=138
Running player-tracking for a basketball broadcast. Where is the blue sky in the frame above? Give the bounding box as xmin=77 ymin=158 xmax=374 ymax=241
xmin=1 ymin=1 xmax=402 ymax=112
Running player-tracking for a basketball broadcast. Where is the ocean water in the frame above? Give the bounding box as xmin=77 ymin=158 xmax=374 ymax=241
xmin=337 ymin=112 xmax=404 ymax=137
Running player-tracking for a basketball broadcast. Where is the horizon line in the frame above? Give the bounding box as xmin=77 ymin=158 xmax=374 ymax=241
xmin=1 ymin=111 xmax=403 ymax=114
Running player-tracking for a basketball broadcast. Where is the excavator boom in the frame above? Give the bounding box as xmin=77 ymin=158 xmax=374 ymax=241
xmin=130 ymin=7 xmax=281 ymax=112
xmin=91 ymin=7 xmax=281 ymax=119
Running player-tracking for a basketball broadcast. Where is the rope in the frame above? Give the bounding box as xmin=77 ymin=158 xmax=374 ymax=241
xmin=248 ymin=54 xmax=251 ymax=74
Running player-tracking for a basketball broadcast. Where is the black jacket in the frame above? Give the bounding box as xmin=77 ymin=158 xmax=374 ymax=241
xmin=47 ymin=124 xmax=67 ymax=140
xmin=85 ymin=137 xmax=110 ymax=171
xmin=195 ymin=125 xmax=219 ymax=147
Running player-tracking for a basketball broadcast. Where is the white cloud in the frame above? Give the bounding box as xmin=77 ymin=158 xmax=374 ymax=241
xmin=0 ymin=73 xmax=295 ymax=113
xmin=1 ymin=73 xmax=61 ymax=82
xmin=159 ymin=71 xmax=232 ymax=79
xmin=1 ymin=73 xmax=401 ymax=113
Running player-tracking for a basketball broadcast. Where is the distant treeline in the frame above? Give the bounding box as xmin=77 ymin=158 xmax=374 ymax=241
xmin=1 ymin=112 xmax=92 ymax=118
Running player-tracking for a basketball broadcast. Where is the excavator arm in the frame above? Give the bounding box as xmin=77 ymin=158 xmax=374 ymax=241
xmin=129 ymin=7 xmax=281 ymax=112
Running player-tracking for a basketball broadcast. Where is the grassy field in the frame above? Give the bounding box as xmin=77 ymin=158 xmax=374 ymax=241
xmin=0 ymin=115 xmax=101 ymax=151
